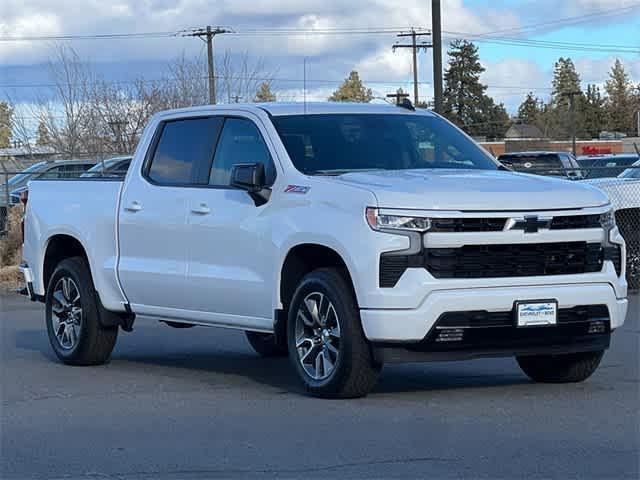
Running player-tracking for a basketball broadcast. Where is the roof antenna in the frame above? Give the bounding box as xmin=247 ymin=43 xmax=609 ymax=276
xmin=303 ymin=57 xmax=307 ymax=115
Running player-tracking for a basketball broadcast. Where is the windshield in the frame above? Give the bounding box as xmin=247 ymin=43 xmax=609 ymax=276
xmin=6 ymin=162 xmax=47 ymax=186
xmin=271 ymin=114 xmax=498 ymax=175
xmin=620 ymin=162 xmax=640 ymax=179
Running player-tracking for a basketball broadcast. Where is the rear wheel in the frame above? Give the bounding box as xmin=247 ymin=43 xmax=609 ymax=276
xmin=245 ymin=331 xmax=287 ymax=357
xmin=45 ymin=257 xmax=118 ymax=365
xmin=517 ymin=350 xmax=604 ymax=383
xmin=287 ymin=268 xmax=381 ymax=398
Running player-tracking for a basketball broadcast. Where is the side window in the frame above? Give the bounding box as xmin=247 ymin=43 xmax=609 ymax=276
xmin=39 ymin=166 xmax=65 ymax=179
xmin=147 ymin=117 xmax=223 ymax=185
xmin=210 ymin=118 xmax=275 ymax=186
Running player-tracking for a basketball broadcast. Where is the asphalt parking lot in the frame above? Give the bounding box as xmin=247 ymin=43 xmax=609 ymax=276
xmin=1 ymin=293 xmax=638 ymax=479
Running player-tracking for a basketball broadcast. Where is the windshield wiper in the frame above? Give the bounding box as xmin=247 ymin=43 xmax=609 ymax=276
xmin=307 ymin=168 xmax=383 ymax=176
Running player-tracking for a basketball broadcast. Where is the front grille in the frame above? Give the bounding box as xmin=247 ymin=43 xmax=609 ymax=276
xmin=430 ymin=218 xmax=506 ymax=232
xmin=604 ymin=246 xmax=622 ymax=276
xmin=379 ymin=255 xmax=409 ymax=288
xmin=402 ymin=305 xmax=612 ymax=353
xmin=437 ymin=305 xmax=609 ymax=328
xmin=426 ymin=242 xmax=603 ymax=279
xmin=550 ymin=214 xmax=600 ymax=230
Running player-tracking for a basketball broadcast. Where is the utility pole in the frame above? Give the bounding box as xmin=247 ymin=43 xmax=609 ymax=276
xmin=432 ymin=0 xmax=443 ymax=114
xmin=562 ymin=90 xmax=581 ymax=156
xmin=181 ymin=26 xmax=232 ymax=104
xmin=392 ymin=29 xmax=431 ymax=106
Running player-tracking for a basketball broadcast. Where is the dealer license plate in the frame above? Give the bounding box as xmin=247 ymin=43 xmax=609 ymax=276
xmin=516 ymin=301 xmax=558 ymax=327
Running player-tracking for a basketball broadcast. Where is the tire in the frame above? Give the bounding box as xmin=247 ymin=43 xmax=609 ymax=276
xmin=517 ymin=350 xmax=604 ymax=383
xmin=245 ymin=331 xmax=288 ymax=357
xmin=45 ymin=257 xmax=118 ymax=365
xmin=287 ymin=267 xmax=381 ymax=398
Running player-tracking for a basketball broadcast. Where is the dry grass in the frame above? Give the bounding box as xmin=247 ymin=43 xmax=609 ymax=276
xmin=0 ymin=206 xmax=24 ymax=290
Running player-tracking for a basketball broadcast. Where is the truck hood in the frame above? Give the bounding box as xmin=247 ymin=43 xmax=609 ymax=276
xmin=333 ymin=169 xmax=609 ymax=211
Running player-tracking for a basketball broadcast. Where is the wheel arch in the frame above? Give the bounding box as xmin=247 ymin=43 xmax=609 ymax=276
xmin=278 ymin=242 xmax=358 ymax=314
xmin=42 ymin=234 xmax=90 ymax=292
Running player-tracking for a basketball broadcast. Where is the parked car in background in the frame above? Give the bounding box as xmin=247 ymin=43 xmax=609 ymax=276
xmin=3 ymin=159 xmax=97 ymax=206
xmin=81 ymin=156 xmax=132 ymax=179
xmin=497 ymin=151 xmax=584 ymax=179
xmin=618 ymin=160 xmax=640 ymax=179
xmin=582 ymin=161 xmax=640 ymax=289
xmin=578 ymin=154 xmax=639 ymax=179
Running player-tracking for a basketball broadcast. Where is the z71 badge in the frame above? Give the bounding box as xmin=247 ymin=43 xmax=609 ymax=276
xmin=284 ymin=185 xmax=310 ymax=194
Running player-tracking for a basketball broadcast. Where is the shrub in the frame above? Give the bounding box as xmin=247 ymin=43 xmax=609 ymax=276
xmin=0 ymin=206 xmax=24 ymax=288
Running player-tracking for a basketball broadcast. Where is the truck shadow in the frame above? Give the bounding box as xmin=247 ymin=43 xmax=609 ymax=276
xmin=15 ymin=328 xmax=530 ymax=396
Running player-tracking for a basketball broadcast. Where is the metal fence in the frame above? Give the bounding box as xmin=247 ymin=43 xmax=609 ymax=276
xmin=0 ymin=162 xmax=638 ymax=289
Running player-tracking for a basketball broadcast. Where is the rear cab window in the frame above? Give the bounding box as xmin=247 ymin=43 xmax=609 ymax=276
xmin=146 ymin=117 xmax=223 ymax=185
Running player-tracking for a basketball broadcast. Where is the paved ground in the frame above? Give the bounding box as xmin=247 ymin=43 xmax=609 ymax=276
xmin=1 ymin=293 xmax=638 ymax=479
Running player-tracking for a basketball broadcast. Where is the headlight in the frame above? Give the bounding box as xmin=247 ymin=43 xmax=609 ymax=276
xmin=366 ymin=207 xmax=431 ymax=232
xmin=600 ymin=209 xmax=616 ymax=230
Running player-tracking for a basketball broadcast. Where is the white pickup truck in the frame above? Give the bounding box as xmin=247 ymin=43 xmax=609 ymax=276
xmin=20 ymin=103 xmax=629 ymax=398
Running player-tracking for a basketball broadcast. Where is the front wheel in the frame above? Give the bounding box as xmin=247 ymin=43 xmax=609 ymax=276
xmin=45 ymin=257 xmax=118 ymax=365
xmin=287 ymin=268 xmax=381 ymax=398
xmin=517 ymin=351 xmax=604 ymax=383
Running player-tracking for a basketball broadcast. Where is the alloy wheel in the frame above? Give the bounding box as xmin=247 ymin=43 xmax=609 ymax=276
xmin=50 ymin=277 xmax=83 ymax=350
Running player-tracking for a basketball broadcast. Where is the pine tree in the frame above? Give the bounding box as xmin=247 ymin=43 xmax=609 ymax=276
xmin=604 ymin=59 xmax=633 ymax=135
xmin=542 ymin=57 xmax=587 ymax=139
xmin=442 ymin=40 xmax=509 ymax=139
xmin=0 ymin=101 xmax=12 ymax=148
xmin=36 ymin=120 xmax=51 ymax=146
xmin=517 ymin=93 xmax=543 ymax=124
xmin=583 ymin=84 xmax=606 ymax=139
xmin=552 ymin=57 xmax=582 ymax=104
xmin=254 ymin=82 xmax=276 ymax=102
xmin=328 ymin=71 xmax=373 ymax=103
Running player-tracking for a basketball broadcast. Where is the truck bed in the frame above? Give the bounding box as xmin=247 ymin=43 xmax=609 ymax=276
xmin=23 ymin=179 xmax=129 ymax=311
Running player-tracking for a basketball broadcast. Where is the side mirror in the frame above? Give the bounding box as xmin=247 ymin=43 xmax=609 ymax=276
xmin=230 ymin=163 xmax=270 ymax=206
xmin=231 ymin=163 xmax=265 ymax=192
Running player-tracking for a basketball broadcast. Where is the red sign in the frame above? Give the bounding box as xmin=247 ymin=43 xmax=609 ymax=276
xmin=582 ymin=146 xmax=612 ymax=155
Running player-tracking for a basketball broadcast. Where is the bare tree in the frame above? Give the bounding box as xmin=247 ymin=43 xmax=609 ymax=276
xmin=36 ymin=45 xmax=94 ymax=157
xmin=216 ymin=51 xmax=276 ymax=104
xmin=14 ymin=47 xmax=278 ymax=159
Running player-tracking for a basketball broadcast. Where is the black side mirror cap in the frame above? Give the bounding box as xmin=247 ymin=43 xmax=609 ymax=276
xmin=231 ymin=163 xmax=265 ymax=192
xmin=230 ymin=163 xmax=270 ymax=206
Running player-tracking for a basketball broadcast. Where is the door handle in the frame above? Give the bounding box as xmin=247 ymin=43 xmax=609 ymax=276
xmin=191 ymin=203 xmax=211 ymax=215
xmin=124 ymin=201 xmax=142 ymax=212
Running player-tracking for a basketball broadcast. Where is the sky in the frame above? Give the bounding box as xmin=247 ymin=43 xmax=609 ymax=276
xmin=1 ymin=0 xmax=639 ymax=118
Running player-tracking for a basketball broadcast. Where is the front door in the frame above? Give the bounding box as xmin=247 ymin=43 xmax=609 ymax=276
xmin=185 ymin=115 xmax=279 ymax=329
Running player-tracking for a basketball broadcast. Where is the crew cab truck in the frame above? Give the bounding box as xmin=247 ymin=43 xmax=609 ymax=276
xmin=20 ymin=103 xmax=629 ymax=398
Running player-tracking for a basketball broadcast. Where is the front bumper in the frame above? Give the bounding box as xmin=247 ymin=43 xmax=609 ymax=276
xmin=361 ymin=282 xmax=628 ymax=343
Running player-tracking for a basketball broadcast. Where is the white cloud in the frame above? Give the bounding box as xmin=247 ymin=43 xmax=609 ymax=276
xmin=575 ymin=56 xmax=640 ymax=84
xmin=481 ymin=58 xmax=551 ymax=113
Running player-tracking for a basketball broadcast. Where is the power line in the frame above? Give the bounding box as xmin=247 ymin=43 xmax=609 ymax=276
xmin=0 ymin=26 xmax=425 ymax=43
xmin=468 ymin=3 xmax=640 ymax=38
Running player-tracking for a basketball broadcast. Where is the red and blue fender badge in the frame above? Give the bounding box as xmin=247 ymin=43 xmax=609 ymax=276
xmin=284 ymin=185 xmax=310 ymax=194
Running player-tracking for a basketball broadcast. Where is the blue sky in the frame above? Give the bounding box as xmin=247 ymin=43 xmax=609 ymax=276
xmin=1 ymin=0 xmax=639 ymax=115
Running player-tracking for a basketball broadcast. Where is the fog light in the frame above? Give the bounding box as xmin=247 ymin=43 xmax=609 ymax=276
xmin=436 ymin=328 xmax=464 ymax=342
xmin=588 ymin=321 xmax=606 ymax=334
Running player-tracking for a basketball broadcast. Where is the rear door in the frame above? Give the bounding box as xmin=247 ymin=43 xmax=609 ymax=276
xmin=118 ymin=116 xmax=223 ymax=313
